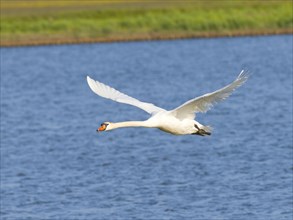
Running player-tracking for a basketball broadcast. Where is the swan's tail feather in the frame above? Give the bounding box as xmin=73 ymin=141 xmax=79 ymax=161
xmin=203 ymin=125 xmax=213 ymax=134
xmin=200 ymin=125 xmax=212 ymax=136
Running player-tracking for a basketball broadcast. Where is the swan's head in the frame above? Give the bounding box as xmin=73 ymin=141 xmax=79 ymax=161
xmin=97 ymin=122 xmax=111 ymax=132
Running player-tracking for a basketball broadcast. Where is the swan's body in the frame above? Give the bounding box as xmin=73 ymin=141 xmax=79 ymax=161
xmin=87 ymin=71 xmax=248 ymax=136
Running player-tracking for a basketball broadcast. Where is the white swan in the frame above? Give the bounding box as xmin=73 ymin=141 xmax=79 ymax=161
xmin=87 ymin=70 xmax=248 ymax=136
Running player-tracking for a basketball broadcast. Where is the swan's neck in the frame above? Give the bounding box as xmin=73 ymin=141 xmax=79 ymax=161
xmin=110 ymin=120 xmax=152 ymax=130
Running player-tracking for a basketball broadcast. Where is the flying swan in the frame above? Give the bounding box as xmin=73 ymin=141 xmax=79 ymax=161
xmin=87 ymin=70 xmax=248 ymax=136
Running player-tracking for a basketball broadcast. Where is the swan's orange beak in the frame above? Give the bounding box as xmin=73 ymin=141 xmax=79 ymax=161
xmin=97 ymin=124 xmax=107 ymax=132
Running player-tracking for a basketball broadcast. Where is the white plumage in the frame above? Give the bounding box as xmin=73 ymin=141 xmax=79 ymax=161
xmin=87 ymin=70 xmax=248 ymax=136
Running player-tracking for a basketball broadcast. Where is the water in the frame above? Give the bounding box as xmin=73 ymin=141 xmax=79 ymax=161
xmin=1 ymin=35 xmax=292 ymax=219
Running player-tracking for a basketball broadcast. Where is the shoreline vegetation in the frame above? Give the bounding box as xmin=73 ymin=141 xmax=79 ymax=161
xmin=1 ymin=0 xmax=292 ymax=47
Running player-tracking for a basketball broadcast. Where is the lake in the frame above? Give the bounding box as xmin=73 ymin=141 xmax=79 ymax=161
xmin=1 ymin=35 xmax=292 ymax=219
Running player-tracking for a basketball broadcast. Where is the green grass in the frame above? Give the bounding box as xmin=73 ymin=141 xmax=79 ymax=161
xmin=1 ymin=0 xmax=292 ymax=46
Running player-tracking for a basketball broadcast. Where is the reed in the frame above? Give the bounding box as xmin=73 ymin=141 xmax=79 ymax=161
xmin=1 ymin=0 xmax=292 ymax=46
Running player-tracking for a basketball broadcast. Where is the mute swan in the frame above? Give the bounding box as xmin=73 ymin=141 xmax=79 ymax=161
xmin=87 ymin=70 xmax=248 ymax=136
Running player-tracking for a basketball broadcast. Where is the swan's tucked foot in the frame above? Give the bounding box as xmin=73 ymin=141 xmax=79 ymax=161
xmin=191 ymin=130 xmax=210 ymax=136
xmin=193 ymin=124 xmax=211 ymax=136
xmin=191 ymin=132 xmax=205 ymax=136
xmin=203 ymin=131 xmax=211 ymax=135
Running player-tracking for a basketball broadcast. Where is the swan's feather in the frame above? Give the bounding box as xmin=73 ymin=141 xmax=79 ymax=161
xmin=87 ymin=76 xmax=165 ymax=115
xmin=171 ymin=70 xmax=248 ymax=120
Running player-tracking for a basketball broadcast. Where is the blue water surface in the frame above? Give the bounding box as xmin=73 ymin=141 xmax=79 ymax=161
xmin=1 ymin=35 xmax=292 ymax=220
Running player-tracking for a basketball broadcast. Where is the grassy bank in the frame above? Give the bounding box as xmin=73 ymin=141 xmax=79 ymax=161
xmin=1 ymin=0 xmax=292 ymax=47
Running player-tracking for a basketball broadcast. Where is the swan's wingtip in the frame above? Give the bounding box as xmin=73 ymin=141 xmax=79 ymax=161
xmin=86 ymin=76 xmax=96 ymax=88
xmin=237 ymin=69 xmax=250 ymax=81
xmin=86 ymin=75 xmax=94 ymax=83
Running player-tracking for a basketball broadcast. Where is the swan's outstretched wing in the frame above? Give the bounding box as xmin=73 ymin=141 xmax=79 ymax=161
xmin=87 ymin=76 xmax=165 ymax=115
xmin=171 ymin=70 xmax=248 ymax=120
